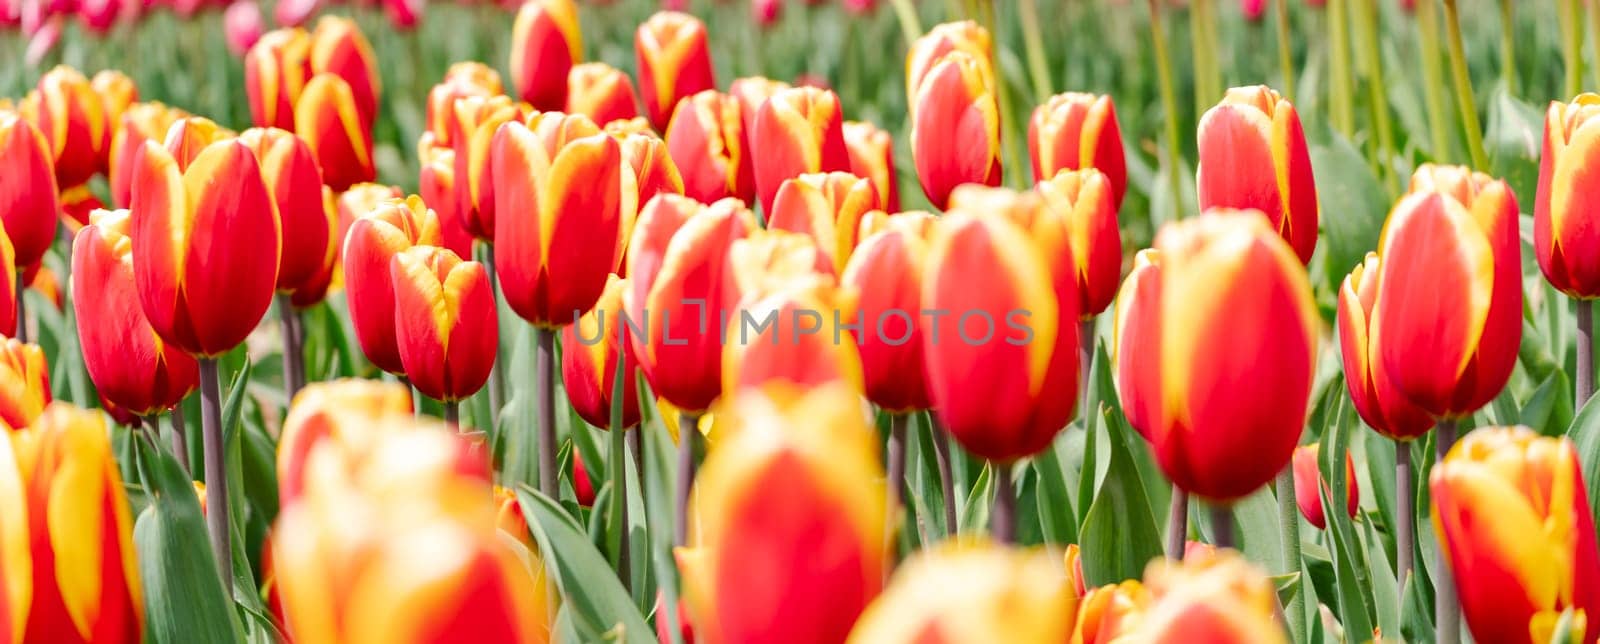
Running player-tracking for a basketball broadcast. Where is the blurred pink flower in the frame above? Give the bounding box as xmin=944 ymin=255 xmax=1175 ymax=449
xmin=1240 ymin=0 xmax=1264 ymax=19
xmin=25 ymin=14 xmax=62 ymax=65
xmin=274 ymin=0 xmax=316 ymax=26
xmin=224 ymin=1 xmax=262 ymax=55
xmin=842 ymin=0 xmax=875 ymax=14
xmin=660 ymin=0 xmax=687 ymax=10
xmin=383 ymin=0 xmax=420 ymax=29
xmin=753 ymin=0 xmax=779 ymax=26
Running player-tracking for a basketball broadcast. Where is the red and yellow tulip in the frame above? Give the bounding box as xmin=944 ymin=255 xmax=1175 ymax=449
xmin=30 ymin=66 xmax=108 ymax=189
xmin=0 ymin=113 xmax=59 ymax=270
xmin=448 ymin=94 xmax=520 ymax=242
xmin=566 ymin=62 xmax=640 ymax=127
xmin=1035 ymin=168 xmax=1121 ymax=319
xmin=510 ymin=0 xmax=582 ymax=111
xmin=418 ymin=145 xmax=475 ymax=260
xmin=722 ymin=236 xmax=860 ymax=395
xmin=1029 ymin=92 xmax=1128 ymax=209
xmin=841 ymin=212 xmax=935 ymax=413
xmin=847 ymin=542 xmax=1077 ymax=642
xmin=276 ymin=379 xmax=415 ymax=508
xmin=0 ymin=340 xmax=48 ymax=431
xmin=615 ymin=129 xmax=685 ymax=271
xmin=1073 ymin=581 xmax=1150 ymax=644
xmin=295 ymin=73 xmax=375 ymax=191
xmin=244 ymin=29 xmax=312 ymax=131
xmin=843 ymin=120 xmax=899 ymax=214
xmin=1195 ymin=85 xmax=1318 ymax=265
xmin=390 ymin=246 xmax=498 ymax=403
xmin=108 ymin=102 xmax=185 ymax=208
xmin=665 ymin=89 xmax=752 ymax=204
xmin=424 ymin=62 xmax=503 ymax=148
xmin=766 ymin=171 xmax=879 ymax=274
xmin=905 ymin=21 xmax=993 ymax=110
xmin=1131 ymin=549 xmax=1286 ymax=642
xmin=910 ymin=49 xmax=1001 ymax=209
xmin=238 ymin=127 xmax=330 ymax=295
xmin=561 ymin=274 xmax=641 ymax=430
xmin=1536 ymin=94 xmax=1600 ymax=298
xmin=1291 ymin=443 xmax=1358 ymax=530
xmin=751 ymin=86 xmax=850 ymax=215
xmin=635 ymin=11 xmax=715 ymax=130
xmin=309 ymin=16 xmax=381 ymax=127
xmin=344 ymin=196 xmax=443 ymax=375
xmin=1336 ymin=253 xmax=1434 ymax=440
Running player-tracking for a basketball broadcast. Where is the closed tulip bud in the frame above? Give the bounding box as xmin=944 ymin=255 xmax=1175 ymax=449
xmin=1335 ymin=253 xmax=1434 ymax=439
xmin=244 ymin=28 xmax=312 ymax=131
xmin=0 ymin=340 xmax=47 ymax=429
xmin=418 ymin=145 xmax=474 ymax=259
xmin=510 ymin=0 xmax=582 ymax=111
xmin=0 ymin=113 xmax=60 ymax=269
xmin=109 ymin=102 xmax=185 ymax=208
xmin=567 ymin=62 xmax=640 ymax=127
xmin=1196 ymin=85 xmax=1318 ymax=265
xmin=1064 ymin=543 xmax=1088 ymax=598
xmin=723 ymin=277 xmax=861 ymax=395
xmin=1073 ymin=581 xmax=1150 ymax=644
xmin=326 ymin=183 xmax=405 ymax=295
xmin=1536 ymin=94 xmax=1600 ymax=297
xmin=1291 ymin=443 xmax=1358 ymax=530
xmin=626 ymin=196 xmax=758 ymax=413
xmin=309 ymin=16 xmax=380 ymax=127
xmin=224 ymin=1 xmax=264 ymax=56
xmin=848 ymin=542 xmax=1076 ymax=642
xmin=277 ymin=379 xmax=414 ymax=507
xmin=1035 ymin=168 xmax=1121 ymax=318
xmin=91 ymin=71 xmax=137 ymax=133
xmin=766 ymin=172 xmax=879 ymax=273
xmin=290 ymin=186 xmax=341 ymax=309
xmin=493 ymin=486 xmax=535 ymax=548
xmin=449 ymin=95 xmax=519 ymax=241
xmin=1114 ymin=211 xmax=1317 ymax=500
xmin=131 ymin=138 xmax=281 ymax=357
xmin=561 ymin=275 xmax=640 ymax=429
xmin=238 ymin=127 xmax=330 ymax=294
xmin=492 ymin=114 xmax=625 ymax=327
xmin=71 ymin=210 xmax=198 ymax=418
xmin=296 ymin=73 xmax=375 ymax=191
xmin=32 ymin=66 xmax=108 ymax=188
xmin=905 ymin=21 xmax=993 ymax=110
xmin=665 ymin=90 xmax=753 ymax=203
xmin=910 ymin=50 xmax=1002 ymax=209
xmin=922 ymin=188 xmax=1079 ymax=462
xmin=1376 ymin=165 xmax=1521 ymax=419
xmin=425 ymin=62 xmax=503 ymax=146
xmin=751 ymin=86 xmax=849 ymax=214
xmin=843 ymin=121 xmax=899 ymax=213
xmin=345 ymin=196 xmax=443 ymax=375
xmin=615 ymin=131 xmax=685 ymax=272
xmin=1132 ymin=549 xmax=1286 ymax=643
xmin=635 ymin=11 xmax=716 ymax=130
xmin=842 ymin=213 xmax=935 ymax=412
xmin=163 ymin=116 xmax=234 ymax=169
xmin=683 ymin=384 xmax=885 ymax=643
xmin=1028 ymin=92 xmax=1128 ymax=210
xmin=9 ymin=404 xmax=143 ymax=643
xmin=1432 ymin=427 xmax=1600 ymax=644
xmin=390 ymin=246 xmax=497 ymax=403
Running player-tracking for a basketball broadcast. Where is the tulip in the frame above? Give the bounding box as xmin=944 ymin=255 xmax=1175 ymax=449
xmin=1112 ymin=210 xmax=1317 ymax=501
xmin=728 ymin=76 xmax=789 ymax=123
xmin=383 ymin=0 xmax=422 ymax=30
xmin=1195 ymin=85 xmax=1318 ymax=264
xmin=910 ymin=50 xmax=1002 ymax=209
xmin=1335 ymin=253 xmax=1436 ymax=440
xmin=665 ymin=90 xmax=752 ymax=204
xmin=57 ymin=183 xmax=103 ymax=232
xmin=162 ymin=117 xmax=235 ymax=169
xmin=1291 ymin=444 xmax=1358 ymax=530
xmin=449 ymin=95 xmax=520 ymax=242
xmin=345 ymin=196 xmax=444 ymax=375
xmin=31 ymin=66 xmax=108 ymax=189
xmin=238 ymin=127 xmax=329 ymax=294
xmin=1064 ymin=543 xmax=1088 ymax=598
xmin=288 ymin=186 xmax=342 ymax=311
xmin=224 ymin=1 xmax=264 ymax=56
xmin=1073 ymin=581 xmax=1150 ymax=644
xmin=109 ymin=102 xmax=185 ymax=208
xmin=751 ymin=86 xmax=850 ymax=214
xmin=510 ymin=0 xmax=582 ymax=111
xmin=90 ymin=71 xmax=136 ymax=138
xmin=309 ymin=16 xmax=381 ymax=127
xmin=1431 ymin=427 xmax=1600 ymax=644
xmin=841 ymin=213 xmax=935 ymax=413
xmin=390 ymin=245 xmax=498 ymax=405
xmin=295 ymin=73 xmax=375 ymax=191
xmin=1131 ymin=549 xmax=1286 ymax=642
xmin=326 ymin=183 xmax=405 ymax=296
xmin=567 ymin=62 xmax=640 ymax=127
xmin=561 ymin=274 xmax=640 ymax=430
xmin=654 ymin=591 xmax=695 ymax=644
xmin=722 ymin=243 xmax=859 ymax=395
xmin=418 ymin=145 xmax=474 ymax=259
xmin=0 ymin=415 xmax=25 ymax=643
xmin=905 ymin=21 xmax=993 ymax=109
xmin=72 ymin=209 xmax=199 ymax=419
xmin=1375 ymin=165 xmax=1521 ymax=420
xmin=1028 ymin=92 xmax=1128 ymax=210
xmin=491 ymin=113 xmax=624 ymax=327
xmin=8 ymin=404 xmax=143 ymax=643
xmin=681 ymin=383 xmax=885 ymax=643
xmin=1035 ymin=168 xmax=1121 ymax=319
xmin=244 ymin=28 xmax=312 ymax=131
xmin=765 ymin=172 xmax=879 ymax=274
xmin=635 ymin=11 xmax=716 ymax=130
xmin=847 ymin=542 xmax=1077 ymax=642
xmin=276 ymin=379 xmax=415 ymax=507
xmin=615 ymin=130 xmax=685 ymax=271
xmin=0 ymin=340 xmax=48 ymax=430
xmin=842 ymin=120 xmax=899 ymax=213
xmin=425 ymin=62 xmax=503 ymax=147
xmin=0 ymin=113 xmax=59 ymax=271
xmin=1537 ymin=94 xmax=1600 ymax=298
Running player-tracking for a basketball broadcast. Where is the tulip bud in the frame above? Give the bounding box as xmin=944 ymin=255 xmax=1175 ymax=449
xmin=910 ymin=50 xmax=1001 ymax=209
xmin=905 ymin=21 xmax=993 ymax=110
xmin=561 ymin=274 xmax=640 ymax=429
xmin=1431 ymin=427 xmax=1600 ymax=644
xmin=390 ymin=245 xmax=498 ymax=403
xmin=1291 ymin=443 xmax=1358 ymax=530
xmin=766 ymin=171 xmax=879 ymax=274
xmin=847 ymin=542 xmax=1076 ymax=642
xmin=309 ymin=16 xmax=381 ymax=127
xmin=244 ymin=29 xmax=312 ymax=131
xmin=1335 ymin=253 xmax=1434 ymax=440
xmin=843 ymin=120 xmax=899 ymax=213
xmin=238 ymin=127 xmax=330 ymax=294
xmin=345 ymin=196 xmax=444 ymax=375
xmin=418 ymin=145 xmax=475 ymax=259
xmin=91 ymin=69 xmax=135 ymax=137
xmin=1113 ymin=210 xmax=1317 ymax=500
xmin=1196 ymin=85 xmax=1318 ymax=264
xmin=1028 ymin=92 xmax=1128 ymax=210
xmin=0 ymin=339 xmax=48 ymax=429
xmin=277 ymin=379 xmax=415 ymax=507
xmin=615 ymin=130 xmax=686 ymax=271
xmin=1132 ymin=549 xmax=1286 ymax=642
xmin=1375 ymin=165 xmax=1521 ymax=419
xmin=163 ymin=116 xmax=235 ymax=169
xmin=665 ymin=90 xmax=752 ymax=204
xmin=635 ymin=11 xmax=715 ymax=130
xmin=290 ymin=186 xmax=342 ymax=310
xmin=327 ymin=183 xmax=405 ymax=295
xmin=1536 ymin=94 xmax=1600 ymax=298
xmin=449 ymin=95 xmax=520 ymax=242
xmin=224 ymin=1 xmax=264 ymax=55
xmin=425 ymin=62 xmax=503 ymax=147
xmin=722 ymin=246 xmax=859 ymax=395
xmin=1035 ymin=168 xmax=1121 ymax=318
xmin=1064 ymin=543 xmax=1088 ymax=598
xmin=751 ymin=86 xmax=849 ymax=214
xmin=567 ymin=62 xmax=641 ymax=127
xmin=0 ymin=113 xmax=59 ymax=270
xmin=510 ymin=0 xmax=582 ymax=111
xmin=31 ymin=66 xmax=108 ymax=188
xmin=109 ymin=102 xmax=185 ymax=208
xmin=1073 ymin=580 xmax=1150 ymax=644
xmin=296 ymin=73 xmax=375 ymax=191
xmin=841 ymin=213 xmax=935 ymax=412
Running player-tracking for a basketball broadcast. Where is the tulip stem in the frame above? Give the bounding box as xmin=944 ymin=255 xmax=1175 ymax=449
xmin=1020 ymin=0 xmax=1053 ymax=103
xmin=1434 ymin=418 xmax=1461 ymax=644
xmin=886 ymin=414 xmax=907 ymax=568
xmin=170 ymin=404 xmax=190 ymax=473
xmin=1210 ymin=503 xmax=1234 ymax=549
xmin=1498 ymin=0 xmax=1516 ymax=95
xmin=991 ymin=462 xmax=1015 ymax=544
xmin=276 ymin=294 xmax=304 ymax=403
xmin=930 ymin=413 xmax=960 ymax=536
xmin=482 ymin=244 xmax=503 ymax=432
xmin=1327 ymin=0 xmax=1355 ymax=137
xmin=198 ymin=358 xmax=232 ymax=586
xmin=1589 ymin=0 xmax=1600 ymax=94
xmin=888 ymin=0 xmax=922 ymax=44
xmin=1565 ymin=0 xmax=1586 ymax=99
xmin=443 ymin=400 xmax=460 ymax=431
xmin=1579 ymin=300 xmax=1594 ymax=406
xmin=1148 ymin=0 xmax=1186 ymax=222
xmin=1274 ymin=0 xmax=1295 ymax=101
xmin=1276 ymin=467 xmax=1305 ymax=644
xmin=536 ymin=328 xmax=557 ymax=499
xmin=1395 ymin=440 xmax=1414 ymax=610
xmin=1354 ymin=0 xmax=1398 ymax=194
xmin=675 ymin=412 xmax=701 ymax=546
xmin=1440 ymin=0 xmax=1488 ymax=170
xmin=14 ymin=274 xmax=25 ymax=344
xmin=1415 ymin=0 xmax=1452 ymax=160
xmin=1080 ymin=319 xmax=1095 ymax=416
xmin=137 ymin=415 xmax=162 ymax=454
xmin=1166 ymin=487 xmax=1190 ymax=559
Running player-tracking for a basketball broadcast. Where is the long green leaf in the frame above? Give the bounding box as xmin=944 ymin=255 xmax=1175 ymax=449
xmin=1079 ymin=407 xmax=1163 ymax=586
xmin=516 ymin=486 xmax=653 ymax=641
xmin=133 ymin=440 xmax=242 ymax=644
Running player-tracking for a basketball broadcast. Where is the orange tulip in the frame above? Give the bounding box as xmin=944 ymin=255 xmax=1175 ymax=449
xmin=751 ymin=86 xmax=850 ymax=215
xmin=390 ymin=246 xmax=498 ymax=403
xmin=615 ymin=129 xmax=685 ymax=271
xmin=1035 ymin=168 xmax=1121 ymax=318
xmin=0 ymin=340 xmax=47 ymax=430
xmin=108 ymin=102 xmax=185 ymax=208
xmin=244 ymin=28 xmax=313 ymax=131
xmin=276 ymin=379 xmax=416 ymax=507
xmin=30 ymin=66 xmax=108 ymax=189
xmin=1196 ymin=85 xmax=1318 ymax=265
xmin=1029 ymin=92 xmax=1128 ymax=210
xmin=1111 ymin=210 xmax=1317 ymax=500
xmin=425 ymin=62 xmax=503 ymax=148
xmin=1432 ymin=427 xmax=1600 ymax=644
xmin=561 ymin=274 xmax=640 ymax=429
xmin=130 ymin=137 xmax=280 ymax=357
xmin=1064 ymin=544 xmax=1088 ymax=598
xmin=1336 ymin=253 xmax=1434 ymax=440
xmin=296 ymin=73 xmax=374 ymax=191
xmin=665 ymin=90 xmax=752 ymax=204
xmin=344 ymin=196 xmax=444 ymax=375
xmin=449 ymin=95 xmax=520 ymax=242
xmin=766 ymin=171 xmax=879 ymax=274
xmin=910 ymin=49 xmax=1001 ymax=209
xmin=8 ymin=404 xmax=143 ymax=643
xmin=71 ymin=210 xmax=198 ymax=418
xmin=635 ymin=11 xmax=716 ymax=130
xmin=843 ymin=120 xmax=900 ymax=213
xmin=1536 ymin=94 xmax=1600 ymax=298
xmin=1374 ymin=165 xmax=1521 ymax=419
xmin=681 ymin=384 xmax=885 ymax=644
xmin=841 ymin=212 xmax=935 ymax=413
xmin=921 ymin=187 xmax=1079 ymax=462
xmin=238 ymin=127 xmax=330 ymax=294
xmin=0 ymin=114 xmax=58 ymax=271
xmin=905 ymin=21 xmax=993 ymax=109
xmin=1073 ymin=581 xmax=1150 ymax=644
xmin=566 ymin=62 xmax=640 ymax=127
xmin=491 ymin=113 xmax=624 ymax=327
xmin=308 ymin=16 xmax=381 ymax=127
xmin=847 ymin=542 xmax=1077 ymax=642
xmin=418 ymin=145 xmax=474 ymax=259
xmin=1131 ymin=548 xmax=1286 ymax=643
xmin=1291 ymin=443 xmax=1358 ymax=530
xmin=510 ymin=0 xmax=582 ymax=111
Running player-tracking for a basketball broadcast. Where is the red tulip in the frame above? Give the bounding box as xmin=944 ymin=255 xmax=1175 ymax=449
xmin=766 ymin=171 xmax=879 ymax=274
xmin=567 ymin=62 xmax=641 ymax=127
xmin=615 ymin=129 xmax=686 ymax=271
xmin=30 ymin=66 xmax=108 ymax=189
xmin=1028 ymin=92 xmax=1128 ymax=210
xmin=391 ymin=245 xmax=498 ymax=402
xmin=665 ymin=90 xmax=752 ymax=204
xmin=561 ymin=274 xmax=641 ymax=429
xmin=510 ymin=0 xmax=582 ymax=111
xmin=344 ymin=196 xmax=443 ymax=375
xmin=751 ymin=86 xmax=849 ymax=215
xmin=905 ymin=21 xmax=993 ymax=109
xmin=1535 ymin=93 xmax=1600 ymax=298
xmin=224 ymin=1 xmax=264 ymax=55
xmin=1035 ymin=168 xmax=1121 ymax=318
xmin=842 ymin=120 xmax=899 ymax=213
xmin=109 ymin=102 xmax=186 ymax=208
xmin=635 ymin=11 xmax=716 ymax=130
xmin=244 ymin=29 xmax=312 ymax=131
xmin=425 ymin=62 xmax=503 ymax=147
xmin=0 ymin=112 xmax=60 ymax=269
xmin=295 ymin=73 xmax=374 ymax=191
xmin=238 ymin=127 xmax=329 ymax=295
xmin=1336 ymin=252 xmax=1434 ymax=440
xmin=1291 ymin=444 xmax=1358 ymax=530
xmin=308 ymin=16 xmax=381 ymax=127
xmin=1196 ymin=85 xmax=1318 ymax=264
xmin=0 ymin=339 xmax=48 ymax=429
xmin=449 ymin=95 xmax=520 ymax=242
xmin=910 ymin=49 xmax=1001 ymax=209
xmin=418 ymin=144 xmax=474 ymax=259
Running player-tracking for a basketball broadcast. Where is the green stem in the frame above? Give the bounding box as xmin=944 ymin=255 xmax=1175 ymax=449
xmin=1020 ymin=0 xmax=1053 ymax=103
xmin=1275 ymin=0 xmax=1296 ymax=101
xmin=1441 ymin=0 xmax=1488 ymax=170
xmin=1327 ymin=0 xmax=1355 ymax=137
xmin=1416 ymin=0 xmax=1452 ymax=160
xmin=889 ymin=0 xmax=923 ymax=45
xmin=1434 ymin=418 xmax=1461 ymax=643
xmin=977 ymin=0 xmax=1022 ymax=189
xmin=1276 ymin=468 xmax=1305 ymax=644
xmin=1355 ymin=0 xmax=1398 ymax=194
xmin=1590 ymin=0 xmax=1600 ymax=94
xmin=1499 ymin=0 xmax=1516 ymax=95
xmin=1150 ymin=0 xmax=1186 ymax=221
xmin=1190 ymin=0 xmax=1218 ymax=115
xmin=1566 ymin=0 xmax=1586 ymax=98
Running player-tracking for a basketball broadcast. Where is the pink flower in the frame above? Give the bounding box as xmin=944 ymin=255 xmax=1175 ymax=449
xmin=224 ymin=1 xmax=263 ymax=55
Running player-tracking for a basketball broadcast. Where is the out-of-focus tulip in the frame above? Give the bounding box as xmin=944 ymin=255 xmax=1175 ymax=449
xmin=751 ymin=86 xmax=849 ymax=214
xmin=224 ymin=1 xmax=264 ymax=56
xmin=510 ymin=0 xmax=582 ymax=111
xmin=848 ymin=541 xmax=1075 ymax=642
xmin=418 ymin=145 xmax=474 ymax=259
xmin=58 ymin=183 xmax=103 ymax=232
xmin=615 ymin=130 xmax=685 ymax=270
xmin=905 ymin=21 xmax=993 ymax=108
xmin=383 ymin=0 xmax=422 ymax=30
xmin=1241 ymin=0 xmax=1266 ymax=20
xmin=766 ymin=171 xmax=878 ymax=273
xmin=1431 ymin=427 xmax=1600 ymax=644
xmin=238 ymin=127 xmax=329 ymax=295
xmin=0 ymin=411 xmax=25 ymax=642
xmin=1375 ymin=165 xmax=1521 ymax=419
xmin=1064 ymin=543 xmax=1088 ymax=598
xmin=1028 ymin=92 xmax=1128 ymax=210
xmin=728 ymin=76 xmax=789 ymax=122
xmin=90 ymin=71 xmax=136 ymax=138
xmin=449 ymin=95 xmax=519 ymax=242
xmin=130 ymin=137 xmax=280 ymax=357
xmin=425 ymin=62 xmax=503 ymax=146
xmin=567 ymin=62 xmax=640 ymax=127
xmin=752 ymin=0 xmax=781 ymax=24
xmin=1536 ymin=93 xmax=1600 ymax=298
xmin=1196 ymin=85 xmax=1318 ymax=264
xmin=0 ymin=113 xmax=59 ymax=270
xmin=296 ymin=73 xmax=375 ymax=191
xmin=72 ymin=210 xmax=198 ymax=418
xmin=493 ymin=486 xmax=533 ymax=548
xmin=1073 ymin=581 xmax=1150 ymax=644
xmin=9 ymin=404 xmax=142 ymax=642
xmin=722 ymin=240 xmax=858 ymax=394
xmin=665 ymin=90 xmax=752 ymax=204
xmin=841 ymin=213 xmax=935 ymax=412
xmin=910 ymin=50 xmax=1001 ymax=209
xmin=345 ymin=196 xmax=444 ymax=375
xmin=1036 ymin=168 xmax=1120 ymax=319
xmin=1291 ymin=443 xmax=1358 ymax=530
xmin=681 ymin=384 xmax=885 ymax=643
xmin=276 ymin=379 xmax=416 ymax=507
xmin=390 ymin=246 xmax=497 ymax=403
xmin=654 ymin=591 xmax=695 ymax=644
xmin=162 ymin=116 xmax=234 ymax=168
xmin=244 ymin=28 xmax=311 ymax=131
xmin=31 ymin=66 xmax=108 ymax=189
xmin=109 ymin=102 xmax=184 ymax=208
xmin=626 ymin=195 xmax=757 ymax=413
xmin=1131 ymin=549 xmax=1286 ymax=642
xmin=921 ymin=188 xmax=1079 ymax=462
xmin=561 ymin=274 xmax=640 ymax=429
xmin=491 ymin=113 xmax=623 ymax=327
xmin=571 ymin=452 xmax=596 ymax=507
xmin=0 ymin=340 xmax=47 ymax=429
xmin=635 ymin=11 xmax=715 ymax=130
xmin=309 ymin=16 xmax=381 ymax=127
xmin=274 ymin=0 xmax=317 ymax=27
xmin=843 ymin=121 xmax=899 ymax=213
xmin=1112 ymin=210 xmax=1317 ymax=500
xmin=1336 ymin=253 xmax=1434 ymax=440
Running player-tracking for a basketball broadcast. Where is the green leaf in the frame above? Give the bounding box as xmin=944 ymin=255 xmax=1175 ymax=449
xmin=1522 ymin=369 xmax=1575 ymax=437
xmin=958 ymin=463 xmax=992 ymax=536
xmin=1484 ymin=85 xmax=1544 ymax=210
xmin=516 ymin=486 xmax=653 ymax=642
xmin=1571 ymin=392 xmax=1600 ymax=535
xmin=1270 ymin=571 xmax=1302 ymax=609
xmin=134 ymin=440 xmax=243 ymax=644
xmin=1079 ymin=408 xmax=1163 ymax=586
xmin=1311 ymin=131 xmax=1388 ymax=296
xmin=1033 ymin=436 xmax=1077 ymax=545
